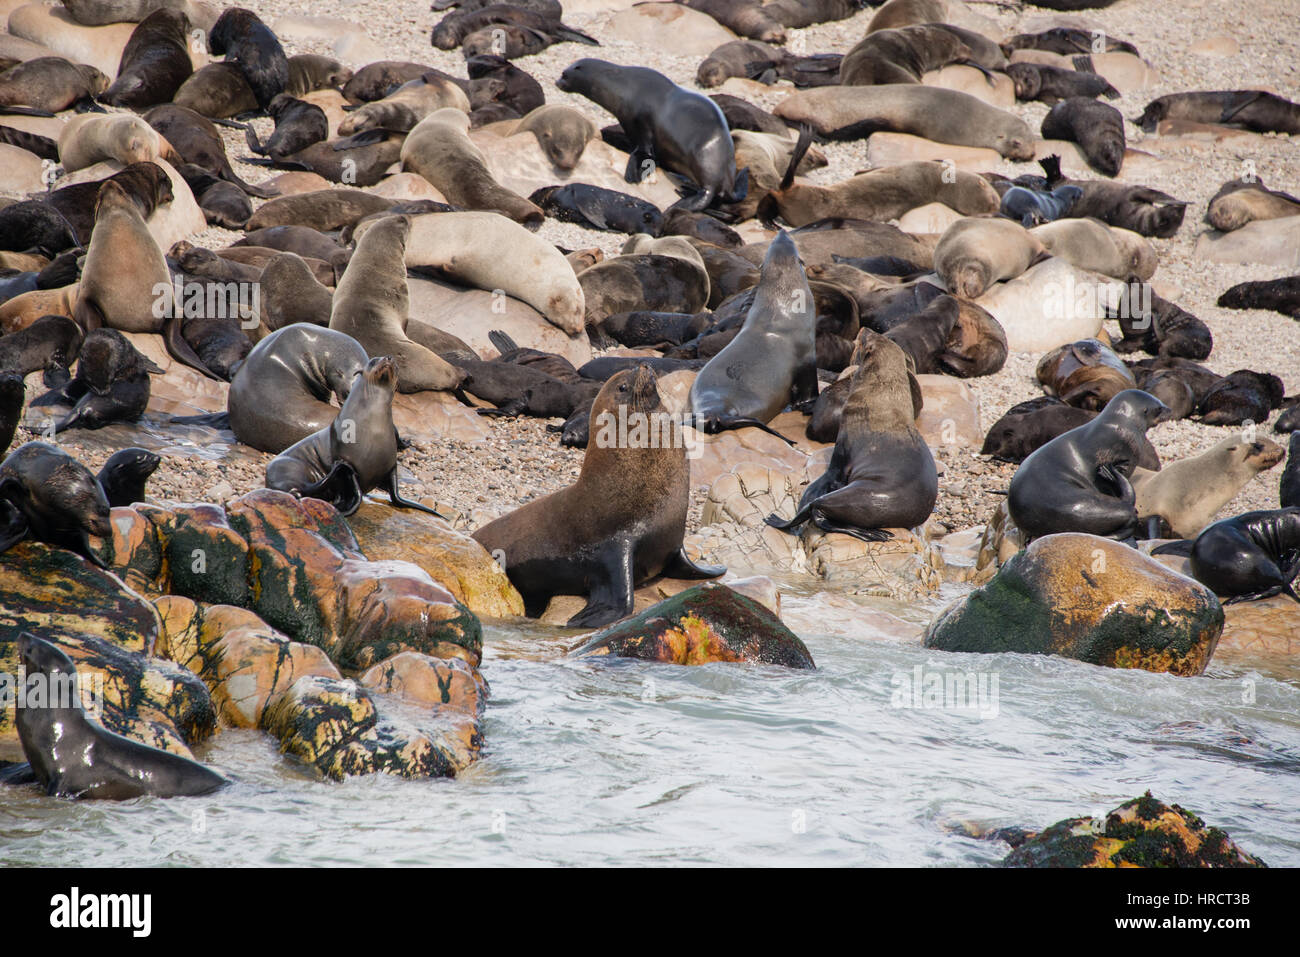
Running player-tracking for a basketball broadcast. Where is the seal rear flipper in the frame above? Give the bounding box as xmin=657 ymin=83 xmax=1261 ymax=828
xmin=72 ymin=97 xmax=105 ymax=114
xmin=566 ymin=539 xmax=635 ymax=629
xmin=661 ymin=547 xmax=725 ymax=580
xmin=0 ymin=761 xmax=35 ymax=786
xmin=384 ymin=468 xmax=445 ymax=518
xmin=1150 ymin=539 xmax=1194 ymax=557
xmin=0 ymin=104 xmax=56 ymax=117
xmin=76 ymin=528 xmax=108 ymax=569
xmin=811 ymin=514 xmax=893 ymax=543
xmin=72 ymin=295 xmax=105 ymax=332
xmin=331 ymin=129 xmax=391 ymax=150
xmin=698 ymin=415 xmax=797 ymax=446
xmin=163 ymin=314 xmax=222 ymax=381
xmin=554 ymin=25 xmax=599 ymax=46
xmin=624 ymin=146 xmax=653 ymax=184
xmin=764 ymin=504 xmax=811 ymax=534
xmin=244 ymin=123 xmax=268 ymax=156
xmin=169 ymin=411 xmax=232 ymax=429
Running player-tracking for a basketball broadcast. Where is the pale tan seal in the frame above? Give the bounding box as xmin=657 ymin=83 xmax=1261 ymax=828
xmin=399 ymin=107 xmax=543 ymax=225
xmin=328 ymin=214 xmax=465 ymax=393
xmin=337 ymin=72 xmax=470 ymax=137
xmin=934 ymin=217 xmax=1046 ymax=299
xmin=1134 ymin=436 xmax=1285 ymax=538
xmin=57 ymin=113 xmax=180 ymax=172
xmin=1031 ymin=217 xmax=1157 ymax=281
xmin=511 ymin=103 xmax=597 ymax=170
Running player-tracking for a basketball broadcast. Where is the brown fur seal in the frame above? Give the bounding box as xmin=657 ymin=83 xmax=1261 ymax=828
xmin=337 ymin=72 xmax=470 ymax=138
xmin=74 ymin=180 xmax=211 ymax=377
xmin=245 ymin=189 xmax=392 ymax=232
xmin=511 ymin=103 xmax=596 ymax=170
xmin=47 ymin=162 xmax=174 ymax=245
xmin=1134 ymin=437 xmax=1284 ymax=539
xmin=1030 ymin=217 xmax=1156 ymax=280
xmin=1036 ymin=337 xmax=1137 ymax=412
xmin=473 ymin=364 xmax=724 ymax=626
xmin=227 ymin=323 xmax=367 ymax=453
xmin=1041 ymin=96 xmax=1126 ymax=177
xmin=934 ymin=217 xmax=1046 ymax=299
xmin=839 ymin=24 xmax=977 ymax=85
xmin=400 ymin=108 xmax=542 ymax=225
xmin=174 ymin=54 xmax=349 ymax=118
xmin=257 ymin=252 xmax=333 ymax=332
xmin=1136 ymin=91 xmax=1300 ymax=136
xmin=686 ymin=0 xmax=786 ymax=43
xmin=265 ymin=355 xmax=439 ymax=517
xmin=99 ymin=7 xmax=192 ymax=109
xmin=774 ymin=85 xmax=1036 ymax=160
xmin=328 ymin=215 xmax=464 ymax=393
xmin=144 ymin=103 xmax=275 ymax=198
xmin=1007 ymin=62 xmax=1118 ymax=105
xmin=208 ymin=6 xmax=288 ymax=111
xmin=0 ymin=441 xmax=112 ymax=567
xmin=1218 ymin=276 xmax=1300 ymax=320
xmin=1206 ymin=177 xmax=1300 ymax=233
xmin=0 ymin=57 xmax=108 ymax=112
xmin=768 ymin=330 xmax=937 ymax=541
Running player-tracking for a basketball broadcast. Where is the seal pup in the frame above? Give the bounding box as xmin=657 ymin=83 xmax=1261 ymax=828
xmin=1206 ymin=177 xmax=1300 ymax=232
xmin=689 ymin=230 xmax=816 ymax=440
xmin=0 ymin=441 xmax=112 ymax=566
xmin=1006 ymin=62 xmax=1118 ymax=105
xmin=473 ymin=364 xmax=725 ymax=626
xmin=1133 ymin=437 xmax=1284 ymax=539
xmin=530 ymin=183 xmax=663 ymax=235
xmin=556 ymin=58 xmax=748 ymax=212
xmin=328 ymin=215 xmax=464 ymax=393
xmin=96 ymin=447 xmax=161 ymax=507
xmin=227 ymin=324 xmax=367 ymax=454
xmin=265 ymin=355 xmax=439 ymax=518
xmin=1135 ymin=91 xmax=1300 ymax=136
xmin=1218 ymin=276 xmax=1300 ymax=319
xmin=999 ymin=183 xmax=1082 ymax=227
xmin=767 ymin=330 xmax=937 ymax=542
xmin=244 ymin=93 xmax=328 ymax=162
xmin=98 ymin=7 xmax=193 ymax=110
xmin=15 ymin=633 xmax=226 ymax=800
xmin=1008 ymin=389 xmax=1166 ymax=543
xmin=30 ymin=328 xmax=160 ymax=433
xmin=1041 ymin=97 xmax=1126 ymax=177
xmin=208 ymin=7 xmax=288 ymax=112
xmin=512 ymin=103 xmax=596 ymax=170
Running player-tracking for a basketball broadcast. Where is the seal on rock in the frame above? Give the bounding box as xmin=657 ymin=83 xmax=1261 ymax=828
xmin=1041 ymin=96 xmax=1126 ymax=177
xmin=934 ymin=217 xmax=1046 ymax=299
xmin=1008 ymin=389 xmax=1166 ymax=543
xmin=1133 ymin=437 xmax=1284 ymax=539
xmin=96 ymin=446 xmax=160 ymax=507
xmin=472 ymin=364 xmax=724 ymax=626
xmin=0 ymin=441 xmax=112 ymax=566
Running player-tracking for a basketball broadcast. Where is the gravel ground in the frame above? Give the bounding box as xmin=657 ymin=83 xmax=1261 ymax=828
xmin=34 ymin=0 xmax=1300 ymax=539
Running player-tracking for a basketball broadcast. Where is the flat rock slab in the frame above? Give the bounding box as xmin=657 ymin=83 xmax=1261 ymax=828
xmin=1196 ymin=216 xmax=1300 ymax=270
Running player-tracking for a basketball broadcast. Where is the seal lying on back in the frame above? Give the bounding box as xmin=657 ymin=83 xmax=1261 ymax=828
xmin=767 ymin=331 xmax=936 ymax=542
xmin=0 ymin=441 xmax=112 ymax=566
xmin=265 ymin=355 xmax=439 ymax=518
xmin=689 ymin=230 xmax=816 ymax=439
xmin=556 ymin=58 xmax=748 ymax=212
xmin=1008 ymin=389 xmax=1166 ymax=544
xmin=473 ymin=365 xmax=724 ymax=627
xmin=15 ymin=633 xmax=226 ymax=800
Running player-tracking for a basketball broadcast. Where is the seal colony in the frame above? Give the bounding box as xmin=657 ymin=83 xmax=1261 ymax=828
xmin=0 ymin=0 xmax=1295 ymax=850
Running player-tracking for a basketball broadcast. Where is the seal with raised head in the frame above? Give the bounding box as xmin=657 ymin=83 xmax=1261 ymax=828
xmin=14 ymin=633 xmax=226 ymax=799
xmin=208 ymin=6 xmax=288 ymax=111
xmin=227 ymin=323 xmax=368 ymax=454
xmin=329 ymin=215 xmax=464 ymax=393
xmin=1008 ymin=389 xmax=1167 ymax=543
xmin=98 ymin=7 xmax=193 ymax=110
xmin=29 ymin=328 xmax=160 ymax=433
xmin=770 ymin=330 xmax=937 ymax=541
xmin=96 ymin=446 xmax=161 ymax=507
xmin=265 ymin=355 xmax=439 ymax=518
xmin=473 ymin=364 xmax=724 ymax=626
xmin=1133 ymin=436 xmax=1284 ymax=539
xmin=257 ymin=252 xmax=334 ymax=331
xmin=689 ymin=230 xmax=816 ymax=439
xmin=47 ymin=161 xmax=174 ymax=245
xmin=0 ymin=441 xmax=112 ymax=566
xmin=556 ymin=58 xmax=748 ymax=212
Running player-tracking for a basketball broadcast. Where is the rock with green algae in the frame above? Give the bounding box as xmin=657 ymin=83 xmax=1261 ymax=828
xmin=1003 ymin=793 xmax=1267 ymax=868
xmin=104 ymin=489 xmax=484 ymax=672
xmin=923 ymin=533 xmax=1223 ymax=675
xmin=263 ymin=673 xmax=483 ymax=780
xmin=569 ymin=582 xmax=816 ymax=668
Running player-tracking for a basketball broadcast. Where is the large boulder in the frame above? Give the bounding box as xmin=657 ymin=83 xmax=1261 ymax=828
xmin=570 ymin=582 xmax=815 ymax=668
xmin=924 ymin=533 xmax=1223 ymax=675
xmin=1004 ymin=793 xmax=1266 ymax=868
xmin=345 ymin=502 xmax=524 ymax=619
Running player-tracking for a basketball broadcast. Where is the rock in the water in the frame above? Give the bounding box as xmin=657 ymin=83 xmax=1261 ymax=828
xmin=346 ymin=502 xmax=524 ymax=619
xmin=570 ymin=582 xmax=815 ymax=668
xmin=924 ymin=533 xmax=1223 ymax=675
xmin=1004 ymin=792 xmax=1266 ymax=868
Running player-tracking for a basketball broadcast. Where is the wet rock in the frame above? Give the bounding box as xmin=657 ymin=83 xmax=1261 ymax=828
xmin=1004 ymin=792 xmax=1266 ymax=868
xmin=225 ymin=490 xmax=483 ymax=671
xmin=346 ymin=502 xmax=524 ymax=619
xmin=358 ymin=651 xmax=486 ymax=718
xmin=136 ymin=502 xmax=252 ymax=608
xmin=925 ymin=533 xmax=1223 ymax=675
xmin=935 ymin=525 xmax=986 ymax=584
xmin=570 ymin=582 xmax=815 ymax=668
xmin=264 ymin=673 xmax=479 ymax=780
xmin=539 ymin=572 xmax=781 ymax=625
xmin=974 ymin=499 xmax=1024 ymax=581
xmin=808 ymin=527 xmax=944 ymax=600
xmin=1218 ymin=598 xmax=1300 ymax=659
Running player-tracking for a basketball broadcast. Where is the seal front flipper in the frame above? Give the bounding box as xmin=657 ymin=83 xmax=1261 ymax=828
xmin=163 ymin=313 xmax=222 ymax=381
xmin=384 ymin=468 xmax=445 ymax=518
xmin=0 ymin=761 xmax=35 ymax=786
xmin=566 ymin=538 xmax=635 ymax=629
xmin=624 ymin=146 xmax=653 ymax=184
xmin=31 ymin=378 xmax=87 ymax=408
xmin=301 ymin=460 xmax=364 ymax=515
xmin=661 ymin=547 xmax=725 ymax=580
xmin=697 ymin=415 xmax=797 ymax=447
